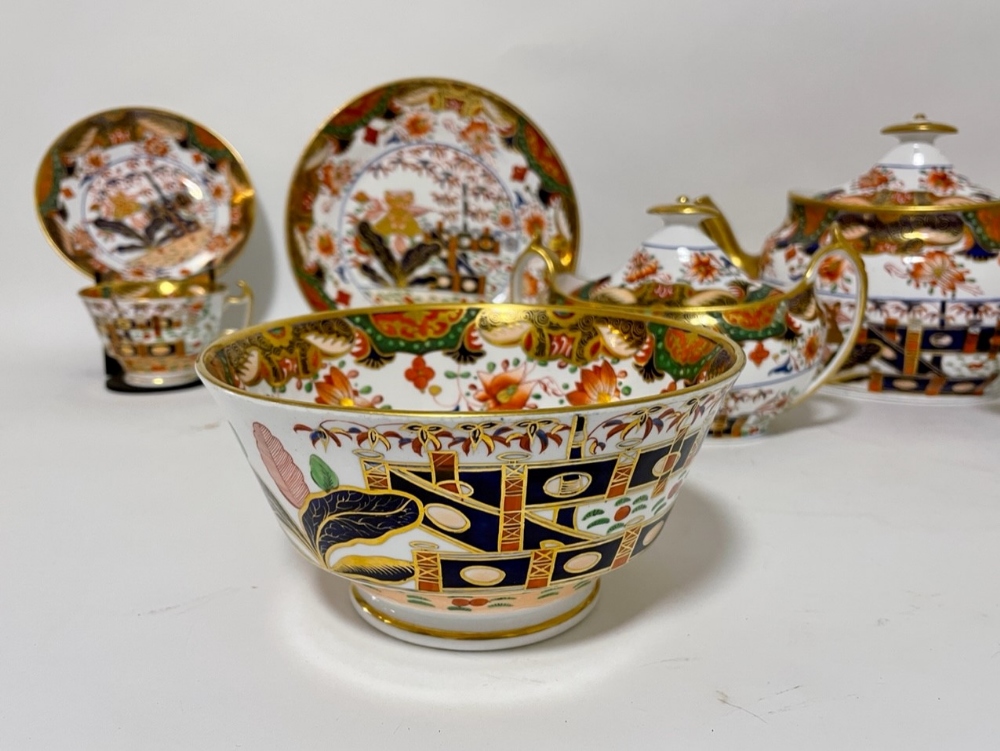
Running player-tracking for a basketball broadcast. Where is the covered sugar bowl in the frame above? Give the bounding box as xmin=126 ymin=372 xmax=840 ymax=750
xmin=760 ymin=115 xmax=1000 ymax=398
xmin=511 ymin=196 xmax=868 ymax=437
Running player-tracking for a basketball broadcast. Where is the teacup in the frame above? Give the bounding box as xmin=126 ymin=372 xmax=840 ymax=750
xmin=80 ymin=278 xmax=253 ymax=389
xmin=197 ymin=303 xmax=744 ymax=649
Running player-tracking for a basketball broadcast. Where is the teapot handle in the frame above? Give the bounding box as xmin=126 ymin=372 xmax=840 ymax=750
xmin=509 ymin=235 xmax=567 ymax=305
xmin=790 ymin=227 xmax=869 ymax=405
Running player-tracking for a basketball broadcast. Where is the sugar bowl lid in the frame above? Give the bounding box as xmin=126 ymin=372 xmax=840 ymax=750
xmin=810 ymin=114 xmax=996 ymax=209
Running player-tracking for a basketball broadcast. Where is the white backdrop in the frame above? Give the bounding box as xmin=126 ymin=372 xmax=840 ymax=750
xmin=4 ymin=2 xmax=1000 ymax=748
xmin=5 ymin=0 xmax=1000 ymax=323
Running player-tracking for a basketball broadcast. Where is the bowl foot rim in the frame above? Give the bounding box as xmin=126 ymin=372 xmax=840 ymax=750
xmin=350 ymin=580 xmax=600 ymax=651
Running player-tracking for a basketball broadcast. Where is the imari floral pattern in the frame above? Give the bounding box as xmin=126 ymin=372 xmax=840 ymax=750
xmin=199 ymin=305 xmax=742 ymax=617
xmin=286 ymin=78 xmax=579 ymax=310
xmin=80 ymin=281 xmax=233 ymax=386
xmin=761 ymin=190 xmax=1000 ymax=397
xmin=36 ymin=108 xmax=254 ymax=281
xmin=759 ymin=117 xmax=1000 ymax=397
xmin=572 ymin=279 xmax=834 ymax=436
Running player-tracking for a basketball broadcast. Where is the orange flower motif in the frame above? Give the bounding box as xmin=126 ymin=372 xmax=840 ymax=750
xmin=404 ymin=355 xmax=435 ymax=391
xmin=84 ymin=150 xmax=106 ymax=171
xmin=210 ymin=183 xmax=226 ymax=200
xmin=855 ymin=167 xmax=891 ymax=191
xmin=803 ymin=333 xmax=822 ymax=364
xmin=403 ymin=112 xmax=432 ymax=138
xmin=907 ymin=250 xmax=976 ymax=295
xmin=818 ymin=255 xmax=846 ymax=284
xmin=566 ymin=361 xmax=621 ymax=405
xmin=458 ymin=119 xmax=494 ymax=156
xmin=749 ymin=340 xmax=771 ymax=367
xmin=522 ymin=211 xmax=546 ymax=238
xmin=686 ymin=252 xmax=722 ymax=283
xmin=318 ymin=161 xmax=353 ymax=197
xmin=315 ymin=367 xmax=381 ymax=408
xmin=497 ymin=211 xmax=515 ymax=231
xmin=923 ymin=168 xmax=957 ymax=195
xmin=143 ymin=135 xmax=170 ymax=157
xmin=475 ymin=364 xmax=534 ymax=410
xmin=313 ymin=230 xmax=335 ymax=257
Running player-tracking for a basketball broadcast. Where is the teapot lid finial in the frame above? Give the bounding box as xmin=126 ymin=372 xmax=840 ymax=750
xmin=647 ymin=195 xmax=720 ymax=218
xmin=881 ymin=113 xmax=958 ymax=137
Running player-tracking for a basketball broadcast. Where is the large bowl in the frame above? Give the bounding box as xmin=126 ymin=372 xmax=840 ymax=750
xmin=197 ymin=304 xmax=744 ymax=650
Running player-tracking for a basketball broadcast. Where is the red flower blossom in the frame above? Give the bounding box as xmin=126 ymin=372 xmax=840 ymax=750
xmin=686 ymin=252 xmax=722 ymax=283
xmin=855 ymin=167 xmax=891 ymax=191
xmin=906 ymin=250 xmax=977 ymax=295
xmin=404 ymin=355 xmax=435 ymax=391
xmin=818 ymin=255 xmax=846 ymax=284
xmin=143 ymin=135 xmax=170 ymax=157
xmin=566 ymin=361 xmax=621 ymax=405
xmin=475 ymin=364 xmax=534 ymax=410
xmin=922 ymin=168 xmax=958 ymax=195
xmin=522 ymin=211 xmax=546 ymax=239
xmin=803 ymin=333 xmax=822 ymax=364
xmin=318 ymin=161 xmax=353 ymax=197
xmin=458 ymin=119 xmax=494 ymax=156
xmin=313 ymin=230 xmax=335 ymax=257
xmin=314 ymin=366 xmax=381 ymax=408
xmin=403 ymin=112 xmax=432 ymax=138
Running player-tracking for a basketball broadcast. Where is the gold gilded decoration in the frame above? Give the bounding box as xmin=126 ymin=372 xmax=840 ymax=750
xmin=351 ymin=581 xmax=599 ymax=641
xmin=199 ymin=303 xmax=744 ymax=415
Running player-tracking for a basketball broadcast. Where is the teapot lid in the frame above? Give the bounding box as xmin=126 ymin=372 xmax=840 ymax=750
xmin=815 ymin=114 xmax=996 ymax=208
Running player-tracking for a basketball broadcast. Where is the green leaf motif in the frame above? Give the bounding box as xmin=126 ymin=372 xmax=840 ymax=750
xmin=309 ymin=454 xmax=339 ymax=490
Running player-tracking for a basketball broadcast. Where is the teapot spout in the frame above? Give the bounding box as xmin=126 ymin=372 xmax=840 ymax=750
xmin=692 ymin=196 xmax=762 ymax=279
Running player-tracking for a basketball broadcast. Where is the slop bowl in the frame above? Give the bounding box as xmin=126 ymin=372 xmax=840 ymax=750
xmin=197 ymin=303 xmax=744 ymax=650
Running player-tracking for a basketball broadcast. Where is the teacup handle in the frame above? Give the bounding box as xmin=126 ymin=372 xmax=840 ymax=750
xmin=509 ymin=235 xmax=565 ymax=305
xmin=222 ymin=280 xmax=254 ymax=334
xmin=791 ymin=227 xmax=869 ymax=405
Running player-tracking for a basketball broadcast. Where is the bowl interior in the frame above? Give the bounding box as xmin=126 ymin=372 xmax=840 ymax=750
xmin=199 ymin=304 xmax=742 ymax=413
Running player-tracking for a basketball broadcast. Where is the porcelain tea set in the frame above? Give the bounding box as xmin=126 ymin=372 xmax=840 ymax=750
xmin=36 ymin=79 xmax=1000 ymax=649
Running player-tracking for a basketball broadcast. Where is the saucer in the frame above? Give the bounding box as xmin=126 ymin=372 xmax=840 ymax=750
xmin=285 ymin=77 xmax=579 ymax=310
xmin=36 ymin=107 xmax=255 ymax=281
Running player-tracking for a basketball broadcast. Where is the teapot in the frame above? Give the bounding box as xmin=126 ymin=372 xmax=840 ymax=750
xmin=510 ymin=196 xmax=868 ymax=437
xmin=760 ymin=115 xmax=1000 ymax=398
